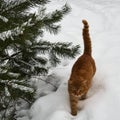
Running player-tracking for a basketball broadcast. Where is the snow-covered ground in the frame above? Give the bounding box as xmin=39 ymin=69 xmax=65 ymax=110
xmin=19 ymin=0 xmax=120 ymax=120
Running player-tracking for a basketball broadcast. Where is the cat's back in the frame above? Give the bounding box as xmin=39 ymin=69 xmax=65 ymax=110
xmin=71 ymin=54 xmax=96 ymax=77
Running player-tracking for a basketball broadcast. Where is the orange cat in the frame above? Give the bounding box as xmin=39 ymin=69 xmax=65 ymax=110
xmin=68 ymin=20 xmax=96 ymax=116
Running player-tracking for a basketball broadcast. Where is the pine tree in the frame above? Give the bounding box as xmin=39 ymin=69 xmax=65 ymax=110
xmin=0 ymin=0 xmax=80 ymax=119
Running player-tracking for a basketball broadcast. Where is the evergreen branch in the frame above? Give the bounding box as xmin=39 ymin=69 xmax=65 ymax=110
xmin=32 ymin=76 xmax=57 ymax=90
xmin=1 ymin=51 xmax=22 ymax=61
xmin=52 ymin=42 xmax=80 ymax=58
xmin=1 ymin=0 xmax=50 ymax=15
xmin=0 ymin=0 xmax=26 ymax=14
xmin=32 ymin=57 xmax=47 ymax=65
xmin=20 ymin=96 xmax=32 ymax=105
xmin=19 ymin=59 xmax=33 ymax=68
xmin=0 ymin=26 xmax=24 ymax=41
xmin=61 ymin=4 xmax=71 ymax=15
xmin=44 ymin=24 xmax=60 ymax=34
xmin=43 ymin=4 xmax=71 ymax=25
xmin=1 ymin=98 xmax=12 ymax=120
xmin=49 ymin=51 xmax=61 ymax=67
xmin=0 ymin=15 xmax=8 ymax=23
xmin=0 ymin=1 xmax=79 ymax=119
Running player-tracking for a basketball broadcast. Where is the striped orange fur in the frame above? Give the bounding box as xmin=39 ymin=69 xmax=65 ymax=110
xmin=68 ymin=20 xmax=96 ymax=116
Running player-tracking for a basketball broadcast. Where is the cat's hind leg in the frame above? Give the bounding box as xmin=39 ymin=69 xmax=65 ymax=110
xmin=80 ymin=93 xmax=87 ymax=100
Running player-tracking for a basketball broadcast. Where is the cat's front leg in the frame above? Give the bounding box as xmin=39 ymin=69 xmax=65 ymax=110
xmin=69 ymin=94 xmax=78 ymax=116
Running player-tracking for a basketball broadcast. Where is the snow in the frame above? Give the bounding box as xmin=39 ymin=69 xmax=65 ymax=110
xmin=27 ymin=0 xmax=120 ymax=120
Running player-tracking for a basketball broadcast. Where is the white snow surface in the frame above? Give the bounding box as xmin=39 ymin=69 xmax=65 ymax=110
xmin=29 ymin=0 xmax=120 ymax=120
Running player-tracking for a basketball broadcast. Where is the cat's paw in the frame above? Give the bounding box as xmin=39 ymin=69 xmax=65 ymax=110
xmin=71 ymin=112 xmax=77 ymax=116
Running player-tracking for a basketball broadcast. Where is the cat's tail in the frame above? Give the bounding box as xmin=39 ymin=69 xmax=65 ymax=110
xmin=82 ymin=20 xmax=92 ymax=56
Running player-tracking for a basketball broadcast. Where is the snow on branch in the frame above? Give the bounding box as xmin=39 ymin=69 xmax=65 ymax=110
xmin=0 ymin=15 xmax=8 ymax=23
xmin=0 ymin=18 xmax=32 ymax=41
